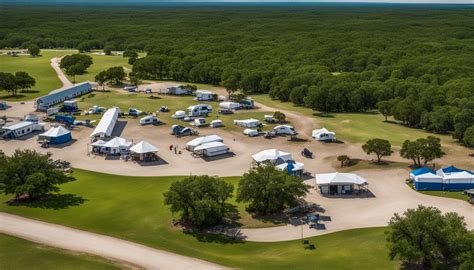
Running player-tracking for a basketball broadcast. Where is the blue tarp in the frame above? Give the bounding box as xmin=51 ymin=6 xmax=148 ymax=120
xmin=442 ymin=165 xmax=466 ymax=174
xmin=415 ymin=181 xmax=443 ymax=191
xmin=410 ymin=167 xmax=435 ymax=177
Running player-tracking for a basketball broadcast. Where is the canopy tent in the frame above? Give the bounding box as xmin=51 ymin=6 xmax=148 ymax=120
xmin=186 ymin=135 xmax=223 ymax=151
xmin=130 ymin=140 xmax=159 ymax=162
xmin=38 ymin=126 xmax=71 ymax=144
xmin=436 ymin=165 xmax=471 ymax=177
xmin=409 ymin=167 xmax=435 ymax=179
xmin=312 ymin=128 xmax=336 ymax=141
xmin=413 ymin=172 xmax=443 ymax=191
xmin=252 ymin=149 xmax=292 ymax=164
xmin=442 ymin=171 xmax=474 ymax=190
xmin=316 ymin=172 xmax=368 ymax=195
xmin=102 ymin=137 xmax=132 ymax=155
xmin=276 ymin=160 xmax=305 ymax=176
xmin=90 ymin=107 xmax=120 ymax=138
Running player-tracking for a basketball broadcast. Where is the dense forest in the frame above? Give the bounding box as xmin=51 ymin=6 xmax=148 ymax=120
xmin=1 ymin=6 xmax=473 ymax=144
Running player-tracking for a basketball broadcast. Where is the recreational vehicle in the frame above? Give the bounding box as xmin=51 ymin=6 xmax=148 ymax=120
xmin=273 ymin=125 xmax=297 ymax=136
xmin=193 ymin=142 xmax=229 ymax=157
xmin=1 ymin=121 xmax=44 ymax=138
xmin=196 ymin=90 xmax=214 ymax=101
xmin=188 ymin=104 xmax=212 ymax=117
xmin=140 ymin=115 xmax=161 ymax=125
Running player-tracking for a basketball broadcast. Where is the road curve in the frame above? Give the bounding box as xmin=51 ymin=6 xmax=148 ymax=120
xmin=51 ymin=57 xmax=73 ymax=88
xmin=0 ymin=212 xmax=229 ymax=270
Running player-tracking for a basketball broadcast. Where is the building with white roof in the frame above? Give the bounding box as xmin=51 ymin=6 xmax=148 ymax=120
xmin=315 ymin=172 xmax=368 ymax=195
xmin=186 ymin=135 xmax=223 ymax=151
xmin=90 ymin=107 xmax=120 ymax=139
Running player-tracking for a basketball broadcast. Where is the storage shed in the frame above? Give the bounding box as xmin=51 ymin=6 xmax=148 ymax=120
xmin=36 ymin=82 xmax=93 ymax=111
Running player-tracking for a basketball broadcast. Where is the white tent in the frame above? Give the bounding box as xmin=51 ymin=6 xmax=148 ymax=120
xmin=234 ymin=119 xmax=261 ymax=128
xmin=193 ymin=142 xmax=229 ymax=157
xmin=186 ymin=135 xmax=223 ymax=151
xmin=130 ymin=140 xmax=159 ymax=154
xmin=316 ymin=172 xmax=367 ymax=185
xmin=415 ymin=173 xmax=443 ymax=183
xmin=252 ymin=149 xmax=292 ymax=163
xmin=312 ymin=128 xmax=336 ymax=141
xmin=443 ymin=171 xmax=473 ymax=184
xmin=219 ymin=102 xmax=241 ymax=110
xmin=90 ymin=107 xmax=120 ymax=138
xmin=102 ymin=137 xmax=132 ymax=154
xmin=38 ymin=126 xmax=72 ymax=144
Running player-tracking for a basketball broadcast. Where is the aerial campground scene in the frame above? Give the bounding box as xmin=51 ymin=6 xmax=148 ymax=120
xmin=1 ymin=0 xmax=474 ymax=269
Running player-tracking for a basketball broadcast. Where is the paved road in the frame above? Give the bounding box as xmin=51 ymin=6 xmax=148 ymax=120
xmin=0 ymin=213 xmax=229 ymax=270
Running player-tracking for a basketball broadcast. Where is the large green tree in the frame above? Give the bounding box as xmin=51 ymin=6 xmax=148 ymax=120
xmin=27 ymin=44 xmax=40 ymax=57
xmin=0 ymin=72 xmax=19 ymax=96
xmin=60 ymin=54 xmax=93 ymax=76
xmin=387 ymin=205 xmax=474 ymax=270
xmin=163 ymin=175 xmax=234 ymax=227
xmin=14 ymin=71 xmax=35 ymax=92
xmin=362 ymin=138 xmax=393 ymax=164
xmin=0 ymin=150 xmax=75 ymax=200
xmin=237 ymin=163 xmax=309 ymax=215
xmin=400 ymin=136 xmax=445 ymax=167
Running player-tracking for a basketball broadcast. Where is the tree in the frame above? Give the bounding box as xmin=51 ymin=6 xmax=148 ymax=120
xmin=273 ymin=111 xmax=286 ymax=123
xmin=60 ymin=54 xmax=93 ymax=73
xmin=236 ymin=163 xmax=309 ymax=215
xmin=362 ymin=138 xmax=393 ymax=163
xmin=337 ymin=155 xmax=349 ymax=167
xmin=463 ymin=126 xmax=474 ymax=147
xmin=77 ymin=41 xmax=92 ymax=52
xmin=105 ymin=66 xmax=126 ymax=85
xmin=163 ymin=175 xmax=234 ymax=227
xmin=221 ymin=68 xmax=241 ymax=97
xmin=27 ymin=44 xmax=40 ymax=57
xmin=123 ymin=49 xmax=138 ymax=58
xmin=400 ymin=136 xmax=445 ymax=167
xmin=104 ymin=47 xmax=113 ymax=55
xmin=66 ymin=64 xmax=84 ymax=84
xmin=94 ymin=70 xmax=109 ymax=90
xmin=0 ymin=72 xmax=19 ymax=96
xmin=376 ymin=100 xmax=395 ymax=122
xmin=0 ymin=150 xmax=75 ymax=200
xmin=15 ymin=71 xmax=35 ymax=92
xmin=387 ymin=205 xmax=474 ymax=269
xmin=129 ymin=72 xmax=142 ymax=87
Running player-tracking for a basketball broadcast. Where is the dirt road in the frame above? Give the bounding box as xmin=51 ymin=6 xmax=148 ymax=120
xmin=0 ymin=212 xmax=229 ymax=270
xmin=50 ymin=57 xmax=73 ymax=88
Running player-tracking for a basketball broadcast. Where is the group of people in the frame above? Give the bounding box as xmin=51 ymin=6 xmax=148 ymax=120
xmin=169 ymin=144 xmax=179 ymax=154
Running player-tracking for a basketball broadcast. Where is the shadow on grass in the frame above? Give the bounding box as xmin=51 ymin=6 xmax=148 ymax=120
xmin=184 ymin=230 xmax=245 ymax=244
xmin=19 ymin=90 xmax=40 ymax=94
xmin=0 ymin=94 xmax=27 ymax=99
xmin=7 ymin=193 xmax=87 ymax=210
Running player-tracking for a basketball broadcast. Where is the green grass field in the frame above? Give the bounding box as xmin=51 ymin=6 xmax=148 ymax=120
xmin=418 ymin=190 xmax=469 ymax=202
xmin=0 ymin=169 xmax=398 ymax=270
xmin=252 ymin=95 xmax=459 ymax=147
xmin=0 ymin=233 xmax=119 ymax=270
xmin=76 ymin=91 xmax=278 ymax=132
xmin=70 ymin=52 xmax=134 ymax=83
xmin=0 ymin=50 xmax=75 ymax=100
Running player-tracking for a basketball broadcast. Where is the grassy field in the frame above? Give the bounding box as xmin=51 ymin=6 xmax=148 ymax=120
xmin=0 ymin=50 xmax=75 ymax=100
xmin=75 ymin=91 xmax=278 ymax=132
xmin=0 ymin=169 xmax=398 ymax=270
xmin=70 ymin=52 xmax=135 ymax=83
xmin=0 ymin=233 xmax=119 ymax=270
xmin=252 ymin=95 xmax=458 ymax=147
xmin=418 ymin=190 xmax=469 ymax=202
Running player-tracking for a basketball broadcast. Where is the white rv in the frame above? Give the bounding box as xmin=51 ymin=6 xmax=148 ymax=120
xmin=196 ymin=90 xmax=214 ymax=101
xmin=312 ymin=128 xmax=336 ymax=142
xmin=273 ymin=125 xmax=297 ymax=136
xmin=140 ymin=115 xmax=159 ymax=125
xmin=219 ymin=102 xmax=241 ymax=110
xmin=210 ymin=119 xmax=223 ymax=128
xmin=1 ymin=121 xmax=44 ymax=138
xmin=194 ymin=118 xmax=207 ymax=127
xmin=188 ymin=104 xmax=212 ymax=117
xmin=243 ymin=128 xmax=259 ymax=137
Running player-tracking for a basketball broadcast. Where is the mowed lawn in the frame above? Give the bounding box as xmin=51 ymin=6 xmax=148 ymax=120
xmin=252 ymin=95 xmax=458 ymax=147
xmin=0 ymin=50 xmax=75 ymax=100
xmin=70 ymin=52 xmax=135 ymax=83
xmin=0 ymin=234 xmax=119 ymax=270
xmin=418 ymin=190 xmax=469 ymax=202
xmin=0 ymin=169 xmax=398 ymax=270
xmin=76 ymin=91 xmax=278 ymax=132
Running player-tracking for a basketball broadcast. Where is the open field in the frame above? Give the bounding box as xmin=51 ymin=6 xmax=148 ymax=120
xmin=0 ymin=169 xmax=398 ymax=270
xmin=0 ymin=50 xmax=75 ymax=100
xmin=418 ymin=190 xmax=469 ymax=202
xmin=0 ymin=233 xmax=119 ymax=270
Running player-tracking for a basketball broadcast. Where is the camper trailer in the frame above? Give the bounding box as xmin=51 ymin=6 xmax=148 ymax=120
xmin=196 ymin=90 xmax=214 ymax=101
xmin=194 ymin=118 xmax=207 ymax=127
xmin=219 ymin=102 xmax=241 ymax=110
xmin=62 ymin=100 xmax=78 ymax=112
xmin=1 ymin=121 xmax=44 ymax=138
xmin=273 ymin=125 xmax=297 ymax=136
xmin=312 ymin=128 xmax=336 ymax=142
xmin=188 ymin=104 xmax=212 ymax=117
xmin=210 ymin=119 xmax=223 ymax=128
xmin=140 ymin=115 xmax=161 ymax=125
xmin=241 ymin=97 xmax=255 ymax=109
xmin=234 ymin=119 xmax=261 ymax=128
xmin=243 ymin=128 xmax=259 ymax=137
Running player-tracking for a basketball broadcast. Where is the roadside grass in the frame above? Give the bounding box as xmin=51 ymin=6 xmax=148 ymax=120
xmin=418 ymin=190 xmax=469 ymax=202
xmin=0 ymin=233 xmax=120 ymax=270
xmin=336 ymin=159 xmax=410 ymax=173
xmin=0 ymin=50 xmax=76 ymax=101
xmin=251 ymin=95 xmax=459 ymax=147
xmin=0 ymin=169 xmax=398 ymax=270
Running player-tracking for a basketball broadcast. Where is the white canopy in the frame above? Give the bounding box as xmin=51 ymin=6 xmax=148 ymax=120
xmin=130 ymin=141 xmax=159 ymax=154
xmin=234 ymin=118 xmax=261 ymax=128
xmin=40 ymin=126 xmax=70 ymax=138
xmin=276 ymin=161 xmax=305 ymax=172
xmin=103 ymin=137 xmax=132 ymax=149
xmin=316 ymin=172 xmax=367 ymax=185
xmin=252 ymin=149 xmax=292 ymax=163
xmin=186 ymin=135 xmax=223 ymax=151
xmin=414 ymin=172 xmax=443 ymax=183
xmin=90 ymin=139 xmax=106 ymax=147
xmin=90 ymin=107 xmax=120 ymax=138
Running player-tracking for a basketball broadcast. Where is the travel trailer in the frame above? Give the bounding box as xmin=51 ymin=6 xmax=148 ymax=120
xmin=196 ymin=90 xmax=214 ymax=101
xmin=188 ymin=104 xmax=212 ymax=117
xmin=273 ymin=125 xmax=297 ymax=136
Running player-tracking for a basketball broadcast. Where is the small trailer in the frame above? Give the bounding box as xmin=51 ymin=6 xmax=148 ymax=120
xmin=1 ymin=121 xmax=44 ymax=139
xmin=140 ymin=115 xmax=161 ymax=126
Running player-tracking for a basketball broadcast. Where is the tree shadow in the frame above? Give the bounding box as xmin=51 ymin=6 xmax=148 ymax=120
xmin=184 ymin=230 xmax=245 ymax=244
xmin=312 ymin=112 xmax=334 ymax=118
xmin=19 ymin=90 xmax=40 ymax=94
xmin=7 ymin=193 xmax=87 ymax=210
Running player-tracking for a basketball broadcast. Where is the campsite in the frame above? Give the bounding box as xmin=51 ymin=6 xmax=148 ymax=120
xmin=0 ymin=3 xmax=473 ymax=270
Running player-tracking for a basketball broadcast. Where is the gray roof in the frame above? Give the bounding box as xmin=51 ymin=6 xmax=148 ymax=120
xmin=37 ymin=82 xmax=92 ymax=107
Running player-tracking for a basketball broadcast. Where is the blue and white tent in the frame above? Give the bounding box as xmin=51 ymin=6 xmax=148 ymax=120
xmin=436 ymin=165 xmax=471 ymax=177
xmin=38 ymin=126 xmax=71 ymax=144
xmin=442 ymin=171 xmax=474 ymax=191
xmin=409 ymin=167 xmax=435 ymax=179
xmin=413 ymin=172 xmax=443 ymax=191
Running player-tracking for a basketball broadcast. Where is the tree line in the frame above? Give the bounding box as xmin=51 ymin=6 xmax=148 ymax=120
xmin=1 ymin=6 xmax=473 ymax=144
